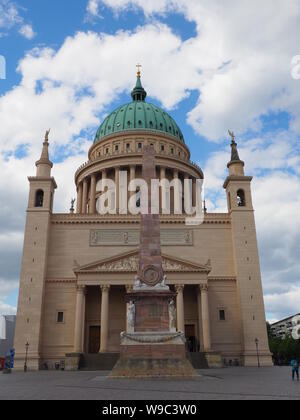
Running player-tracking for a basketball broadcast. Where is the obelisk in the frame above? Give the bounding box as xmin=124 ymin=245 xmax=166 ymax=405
xmin=137 ymin=145 xmax=164 ymax=287
xmin=110 ymin=145 xmax=197 ymax=378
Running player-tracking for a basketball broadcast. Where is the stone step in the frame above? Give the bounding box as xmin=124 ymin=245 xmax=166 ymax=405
xmin=80 ymin=353 xmax=120 ymax=371
xmin=187 ymin=352 xmax=209 ymax=369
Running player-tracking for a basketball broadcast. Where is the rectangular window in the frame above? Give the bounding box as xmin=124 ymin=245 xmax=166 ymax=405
xmin=219 ymin=310 xmax=226 ymax=321
xmin=57 ymin=312 xmax=64 ymax=323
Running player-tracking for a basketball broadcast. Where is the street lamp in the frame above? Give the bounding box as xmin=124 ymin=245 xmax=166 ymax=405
xmin=24 ymin=341 xmax=29 ymax=372
xmin=255 ymin=338 xmax=260 ymax=368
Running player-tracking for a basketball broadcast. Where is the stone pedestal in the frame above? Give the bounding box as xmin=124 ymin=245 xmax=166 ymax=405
xmin=110 ymin=289 xmax=197 ymax=378
xmin=132 ymin=290 xmax=175 ymax=332
xmin=111 ymin=331 xmax=196 ymax=378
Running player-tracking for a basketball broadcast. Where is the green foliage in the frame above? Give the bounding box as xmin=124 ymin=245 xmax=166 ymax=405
xmin=268 ymin=324 xmax=300 ymax=365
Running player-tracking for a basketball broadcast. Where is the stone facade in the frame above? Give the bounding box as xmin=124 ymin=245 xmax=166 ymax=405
xmin=14 ymin=78 xmax=273 ymax=370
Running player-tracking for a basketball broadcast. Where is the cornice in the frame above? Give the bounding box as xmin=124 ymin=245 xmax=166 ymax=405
xmin=50 ymin=213 xmax=231 ymax=225
xmin=223 ymin=175 xmax=253 ymax=189
xmin=28 ymin=176 xmax=57 ymax=189
xmin=46 ymin=278 xmax=76 ymax=284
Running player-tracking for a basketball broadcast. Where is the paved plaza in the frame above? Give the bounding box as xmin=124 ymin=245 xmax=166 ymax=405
xmin=0 ymin=367 xmax=299 ymax=400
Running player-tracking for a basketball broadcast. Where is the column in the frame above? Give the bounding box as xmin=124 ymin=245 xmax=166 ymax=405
xmin=184 ymin=173 xmax=192 ymax=214
xmin=160 ymin=166 xmax=167 ymax=213
xmin=192 ymin=178 xmax=196 ymax=208
xmin=100 ymin=285 xmax=110 ymax=353
xmin=175 ymin=285 xmax=185 ymax=333
xmin=173 ymin=170 xmax=182 ymax=214
xmin=74 ymin=285 xmax=86 ymax=353
xmin=77 ymin=183 xmax=83 ymax=214
xmin=89 ymin=174 xmax=96 ymax=214
xmin=197 ymin=287 xmax=203 ymax=352
xmin=102 ymin=169 xmax=107 ymax=183
xmin=125 ymin=285 xmax=133 ymax=333
xmin=200 ymin=284 xmax=211 ymax=352
xmin=115 ymin=167 xmax=119 ymax=213
xmin=129 ymin=165 xmax=136 ymax=198
xmin=82 ymin=178 xmax=88 ymax=214
xmin=81 ymin=287 xmax=87 ymax=352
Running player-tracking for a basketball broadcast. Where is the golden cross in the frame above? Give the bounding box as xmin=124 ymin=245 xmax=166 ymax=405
xmin=136 ymin=63 xmax=142 ymax=77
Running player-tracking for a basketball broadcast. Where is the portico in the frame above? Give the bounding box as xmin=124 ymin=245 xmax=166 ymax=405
xmin=73 ymin=250 xmax=213 ymax=355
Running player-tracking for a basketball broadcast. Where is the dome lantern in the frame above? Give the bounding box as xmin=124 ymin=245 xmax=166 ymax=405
xmin=131 ymin=65 xmax=147 ymax=102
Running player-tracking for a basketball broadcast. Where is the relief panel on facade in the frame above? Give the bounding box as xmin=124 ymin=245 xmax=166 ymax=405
xmin=90 ymin=229 xmax=193 ymax=247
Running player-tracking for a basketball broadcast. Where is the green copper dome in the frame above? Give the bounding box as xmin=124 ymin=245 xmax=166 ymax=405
xmin=94 ymin=75 xmax=184 ymax=144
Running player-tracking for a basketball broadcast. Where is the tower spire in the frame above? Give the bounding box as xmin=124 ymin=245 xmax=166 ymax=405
xmin=36 ymin=129 xmax=53 ymax=177
xmin=227 ymin=130 xmax=244 ymax=176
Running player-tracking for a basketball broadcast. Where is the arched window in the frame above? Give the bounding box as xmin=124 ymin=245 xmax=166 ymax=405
xmin=35 ymin=190 xmax=44 ymax=207
xmin=237 ymin=189 xmax=246 ymax=207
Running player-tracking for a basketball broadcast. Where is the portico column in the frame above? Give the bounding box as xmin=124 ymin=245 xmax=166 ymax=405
xmin=77 ymin=183 xmax=83 ymax=214
xmin=197 ymin=286 xmax=203 ymax=352
xmin=74 ymin=285 xmax=86 ymax=353
xmin=175 ymin=285 xmax=185 ymax=333
xmin=125 ymin=285 xmax=133 ymax=333
xmin=82 ymin=178 xmax=88 ymax=214
xmin=100 ymin=285 xmax=110 ymax=353
xmin=173 ymin=170 xmax=182 ymax=214
xmin=200 ymin=284 xmax=211 ymax=352
xmin=89 ymin=174 xmax=96 ymax=214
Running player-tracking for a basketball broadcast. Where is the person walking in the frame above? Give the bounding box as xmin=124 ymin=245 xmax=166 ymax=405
xmin=290 ymin=359 xmax=299 ymax=381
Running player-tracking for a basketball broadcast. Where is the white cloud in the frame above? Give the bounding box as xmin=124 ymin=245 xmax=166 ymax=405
xmin=203 ymin=134 xmax=300 ymax=321
xmin=0 ymin=0 xmax=21 ymax=29
xmin=0 ymin=0 xmax=35 ymax=39
xmin=264 ymin=287 xmax=300 ymax=321
xmin=0 ymin=279 xmax=18 ymax=316
xmin=87 ymin=0 xmax=100 ymax=16
xmin=97 ymin=0 xmax=300 ymax=140
xmin=19 ymin=24 xmax=35 ymax=40
xmin=0 ymin=302 xmax=17 ymax=316
xmin=1 ymin=0 xmax=300 ymax=321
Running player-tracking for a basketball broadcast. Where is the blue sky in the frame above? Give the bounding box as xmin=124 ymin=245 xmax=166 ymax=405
xmin=1 ymin=0 xmax=300 ymax=322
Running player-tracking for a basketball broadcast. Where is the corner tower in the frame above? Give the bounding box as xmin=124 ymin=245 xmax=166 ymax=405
xmin=224 ymin=131 xmax=272 ymax=367
xmin=14 ymin=131 xmax=57 ymax=370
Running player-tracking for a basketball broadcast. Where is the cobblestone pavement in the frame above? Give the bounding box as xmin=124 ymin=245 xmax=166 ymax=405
xmin=0 ymin=367 xmax=299 ymax=400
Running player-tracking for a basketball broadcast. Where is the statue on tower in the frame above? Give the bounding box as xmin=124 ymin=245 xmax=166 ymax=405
xmin=45 ymin=129 xmax=51 ymax=142
xmin=228 ymin=129 xmax=241 ymax=162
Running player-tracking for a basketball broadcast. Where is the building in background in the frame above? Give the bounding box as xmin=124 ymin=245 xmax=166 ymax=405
xmin=14 ymin=72 xmax=273 ymax=370
xmin=271 ymin=314 xmax=300 ymax=338
xmin=0 ymin=315 xmax=16 ymax=357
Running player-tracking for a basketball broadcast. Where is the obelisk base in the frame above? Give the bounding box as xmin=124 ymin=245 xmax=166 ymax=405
xmin=110 ymin=332 xmax=197 ymax=378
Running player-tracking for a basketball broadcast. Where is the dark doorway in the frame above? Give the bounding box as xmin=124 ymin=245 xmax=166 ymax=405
xmin=89 ymin=326 xmax=100 ymax=354
xmin=185 ymin=324 xmax=198 ymax=353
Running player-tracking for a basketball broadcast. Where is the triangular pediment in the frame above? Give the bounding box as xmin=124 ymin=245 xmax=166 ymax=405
xmin=74 ymin=250 xmax=211 ymax=274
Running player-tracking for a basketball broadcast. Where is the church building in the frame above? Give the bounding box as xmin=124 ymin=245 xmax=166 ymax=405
xmin=14 ymin=71 xmax=272 ymax=370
